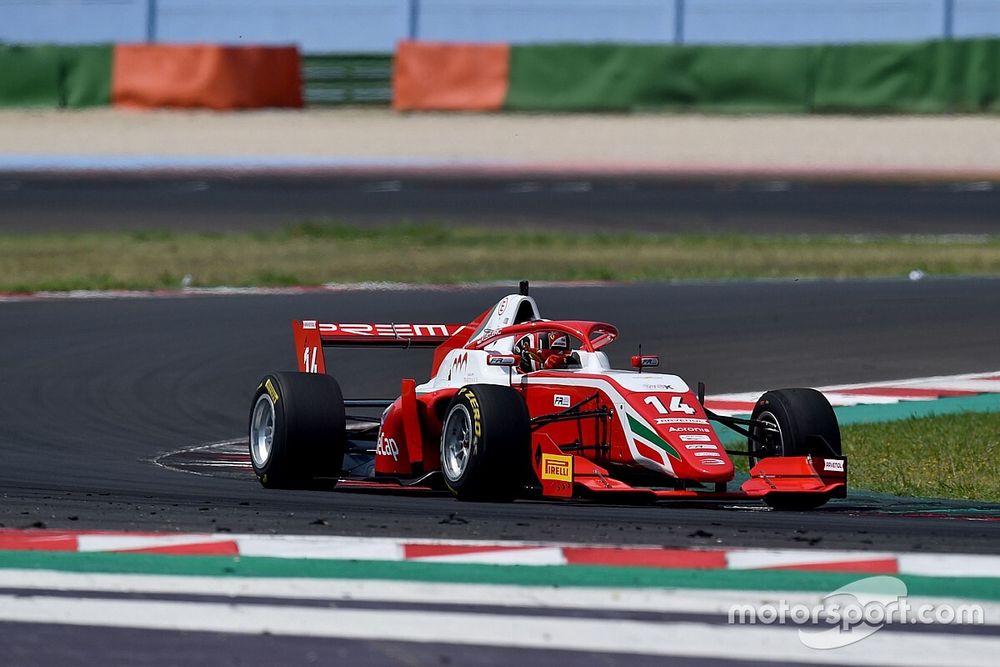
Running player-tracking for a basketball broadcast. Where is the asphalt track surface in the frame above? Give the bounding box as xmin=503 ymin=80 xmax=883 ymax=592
xmin=3 ymin=173 xmax=1000 ymax=233
xmin=2 ymin=280 xmax=1000 ymax=553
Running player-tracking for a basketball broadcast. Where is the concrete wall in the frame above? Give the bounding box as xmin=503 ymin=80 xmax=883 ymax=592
xmin=1 ymin=0 xmax=996 ymax=53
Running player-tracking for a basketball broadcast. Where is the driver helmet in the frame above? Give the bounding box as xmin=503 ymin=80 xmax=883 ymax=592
xmin=513 ymin=332 xmax=571 ymax=373
xmin=547 ymin=332 xmax=570 ymax=353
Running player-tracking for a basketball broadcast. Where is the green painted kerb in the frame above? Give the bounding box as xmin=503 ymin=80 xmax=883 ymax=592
xmin=627 ymin=413 xmax=680 ymax=459
xmin=2 ymin=551 xmax=999 ymax=602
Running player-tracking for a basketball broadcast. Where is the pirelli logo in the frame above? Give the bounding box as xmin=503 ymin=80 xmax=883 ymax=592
xmin=541 ymin=453 xmax=573 ymax=483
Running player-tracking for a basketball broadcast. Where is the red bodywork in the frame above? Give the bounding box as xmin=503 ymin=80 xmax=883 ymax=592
xmin=290 ymin=295 xmax=847 ymax=505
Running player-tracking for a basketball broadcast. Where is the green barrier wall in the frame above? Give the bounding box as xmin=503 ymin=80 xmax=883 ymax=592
xmin=505 ymin=44 xmax=817 ymax=112
xmin=813 ymin=38 xmax=1000 ymax=113
xmin=505 ymin=39 xmax=1000 ymax=114
xmin=0 ymin=45 xmax=63 ymax=107
xmin=302 ymin=54 xmax=393 ymax=105
xmin=0 ymin=44 xmax=112 ymax=108
xmin=62 ymin=45 xmax=113 ymax=107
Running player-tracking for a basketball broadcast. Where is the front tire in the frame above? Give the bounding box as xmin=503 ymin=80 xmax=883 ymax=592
xmin=440 ymin=385 xmax=530 ymax=502
xmin=749 ymin=388 xmax=841 ymax=511
xmin=249 ymin=372 xmax=346 ymax=489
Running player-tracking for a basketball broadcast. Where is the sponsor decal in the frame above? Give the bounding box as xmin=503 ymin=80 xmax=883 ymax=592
xmin=685 ymin=444 xmax=717 ymax=450
xmin=668 ymin=426 xmax=712 ymax=434
xmin=694 ymin=451 xmax=721 ymax=457
xmin=264 ymin=379 xmax=279 ymax=403
xmin=302 ymin=320 xmax=317 ymax=330
xmin=641 ymin=383 xmax=674 ymax=390
xmin=824 ymin=459 xmax=845 ymax=472
xmin=487 ymin=354 xmax=516 ymax=367
xmin=700 ymin=458 xmax=727 ymax=465
xmin=655 ymin=418 xmax=711 ymax=425
xmin=541 ymin=453 xmax=573 ymax=482
xmin=626 ymin=414 xmax=681 ymax=460
xmin=319 ymin=323 xmax=460 ymax=337
xmin=634 ymin=356 xmax=659 ymax=368
xmin=553 ymin=394 xmax=571 ymax=408
xmin=461 ymin=389 xmax=482 ymax=438
xmin=680 ymin=434 xmax=712 ymax=442
xmin=497 ymin=297 xmax=508 ymax=316
xmin=376 ymin=433 xmax=399 ymax=461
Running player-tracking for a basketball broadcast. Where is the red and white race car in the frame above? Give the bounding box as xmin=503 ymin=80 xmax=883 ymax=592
xmin=249 ymin=283 xmax=846 ymax=510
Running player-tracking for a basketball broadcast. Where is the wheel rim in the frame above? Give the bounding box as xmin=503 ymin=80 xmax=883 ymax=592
xmin=751 ymin=410 xmax=783 ymax=464
xmin=250 ymin=394 xmax=276 ymax=468
xmin=441 ymin=404 xmax=472 ymax=482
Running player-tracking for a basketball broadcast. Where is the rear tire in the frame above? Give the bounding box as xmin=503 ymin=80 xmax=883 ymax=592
xmin=249 ymin=372 xmax=346 ymax=489
xmin=749 ymin=388 xmax=841 ymax=511
xmin=440 ymin=385 xmax=530 ymax=502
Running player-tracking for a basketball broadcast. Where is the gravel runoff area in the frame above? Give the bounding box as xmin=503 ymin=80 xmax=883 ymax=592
xmin=4 ymin=109 xmax=1000 ymax=173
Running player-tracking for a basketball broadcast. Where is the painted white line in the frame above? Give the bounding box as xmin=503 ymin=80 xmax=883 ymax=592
xmin=823 ymin=370 xmax=1000 ymax=391
xmin=235 ymin=534 xmax=404 ymax=561
xmin=726 ymin=550 xmax=898 ymax=571
xmin=821 ymin=394 xmax=904 ymax=406
xmin=0 ymin=570 xmax=793 ymax=613
xmin=76 ymin=534 xmax=236 ymax=553
xmin=2 ymin=570 xmax=997 ymax=625
xmin=0 ymin=595 xmax=994 ymax=665
xmin=903 ymin=379 xmax=1000 ymax=393
xmin=897 ymin=554 xmax=1000 ymax=578
xmin=706 ymin=370 xmax=1000 ymax=413
xmin=409 ymin=547 xmax=566 ymax=566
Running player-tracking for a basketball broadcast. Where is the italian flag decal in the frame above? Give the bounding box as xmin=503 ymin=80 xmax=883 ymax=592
xmin=626 ymin=414 xmax=680 ymax=459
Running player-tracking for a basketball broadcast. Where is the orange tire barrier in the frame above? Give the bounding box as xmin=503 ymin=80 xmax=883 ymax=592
xmin=392 ymin=41 xmax=509 ymax=111
xmin=112 ymin=44 xmax=303 ymax=110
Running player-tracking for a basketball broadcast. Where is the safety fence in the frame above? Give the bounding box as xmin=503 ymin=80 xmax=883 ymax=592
xmin=302 ymin=54 xmax=393 ymax=106
xmin=394 ymin=38 xmax=1000 ymax=114
xmin=4 ymin=38 xmax=1000 ymax=113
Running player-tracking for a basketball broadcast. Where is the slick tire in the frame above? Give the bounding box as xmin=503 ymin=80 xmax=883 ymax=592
xmin=248 ymin=372 xmax=347 ymax=489
xmin=749 ymin=388 xmax=842 ymax=511
xmin=439 ymin=384 xmax=530 ymax=502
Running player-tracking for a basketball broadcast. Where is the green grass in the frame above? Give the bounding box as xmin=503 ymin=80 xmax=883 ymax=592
xmin=2 ymin=223 xmax=1000 ymax=291
xmin=842 ymin=411 xmax=1000 ymax=502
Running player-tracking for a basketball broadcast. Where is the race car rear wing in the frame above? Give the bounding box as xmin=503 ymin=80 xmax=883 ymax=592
xmin=292 ymin=320 xmax=468 ymax=374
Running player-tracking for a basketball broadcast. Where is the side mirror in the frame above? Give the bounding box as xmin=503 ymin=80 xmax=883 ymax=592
xmin=487 ymin=354 xmax=517 ymax=367
xmin=631 ymin=355 xmax=659 ymax=369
